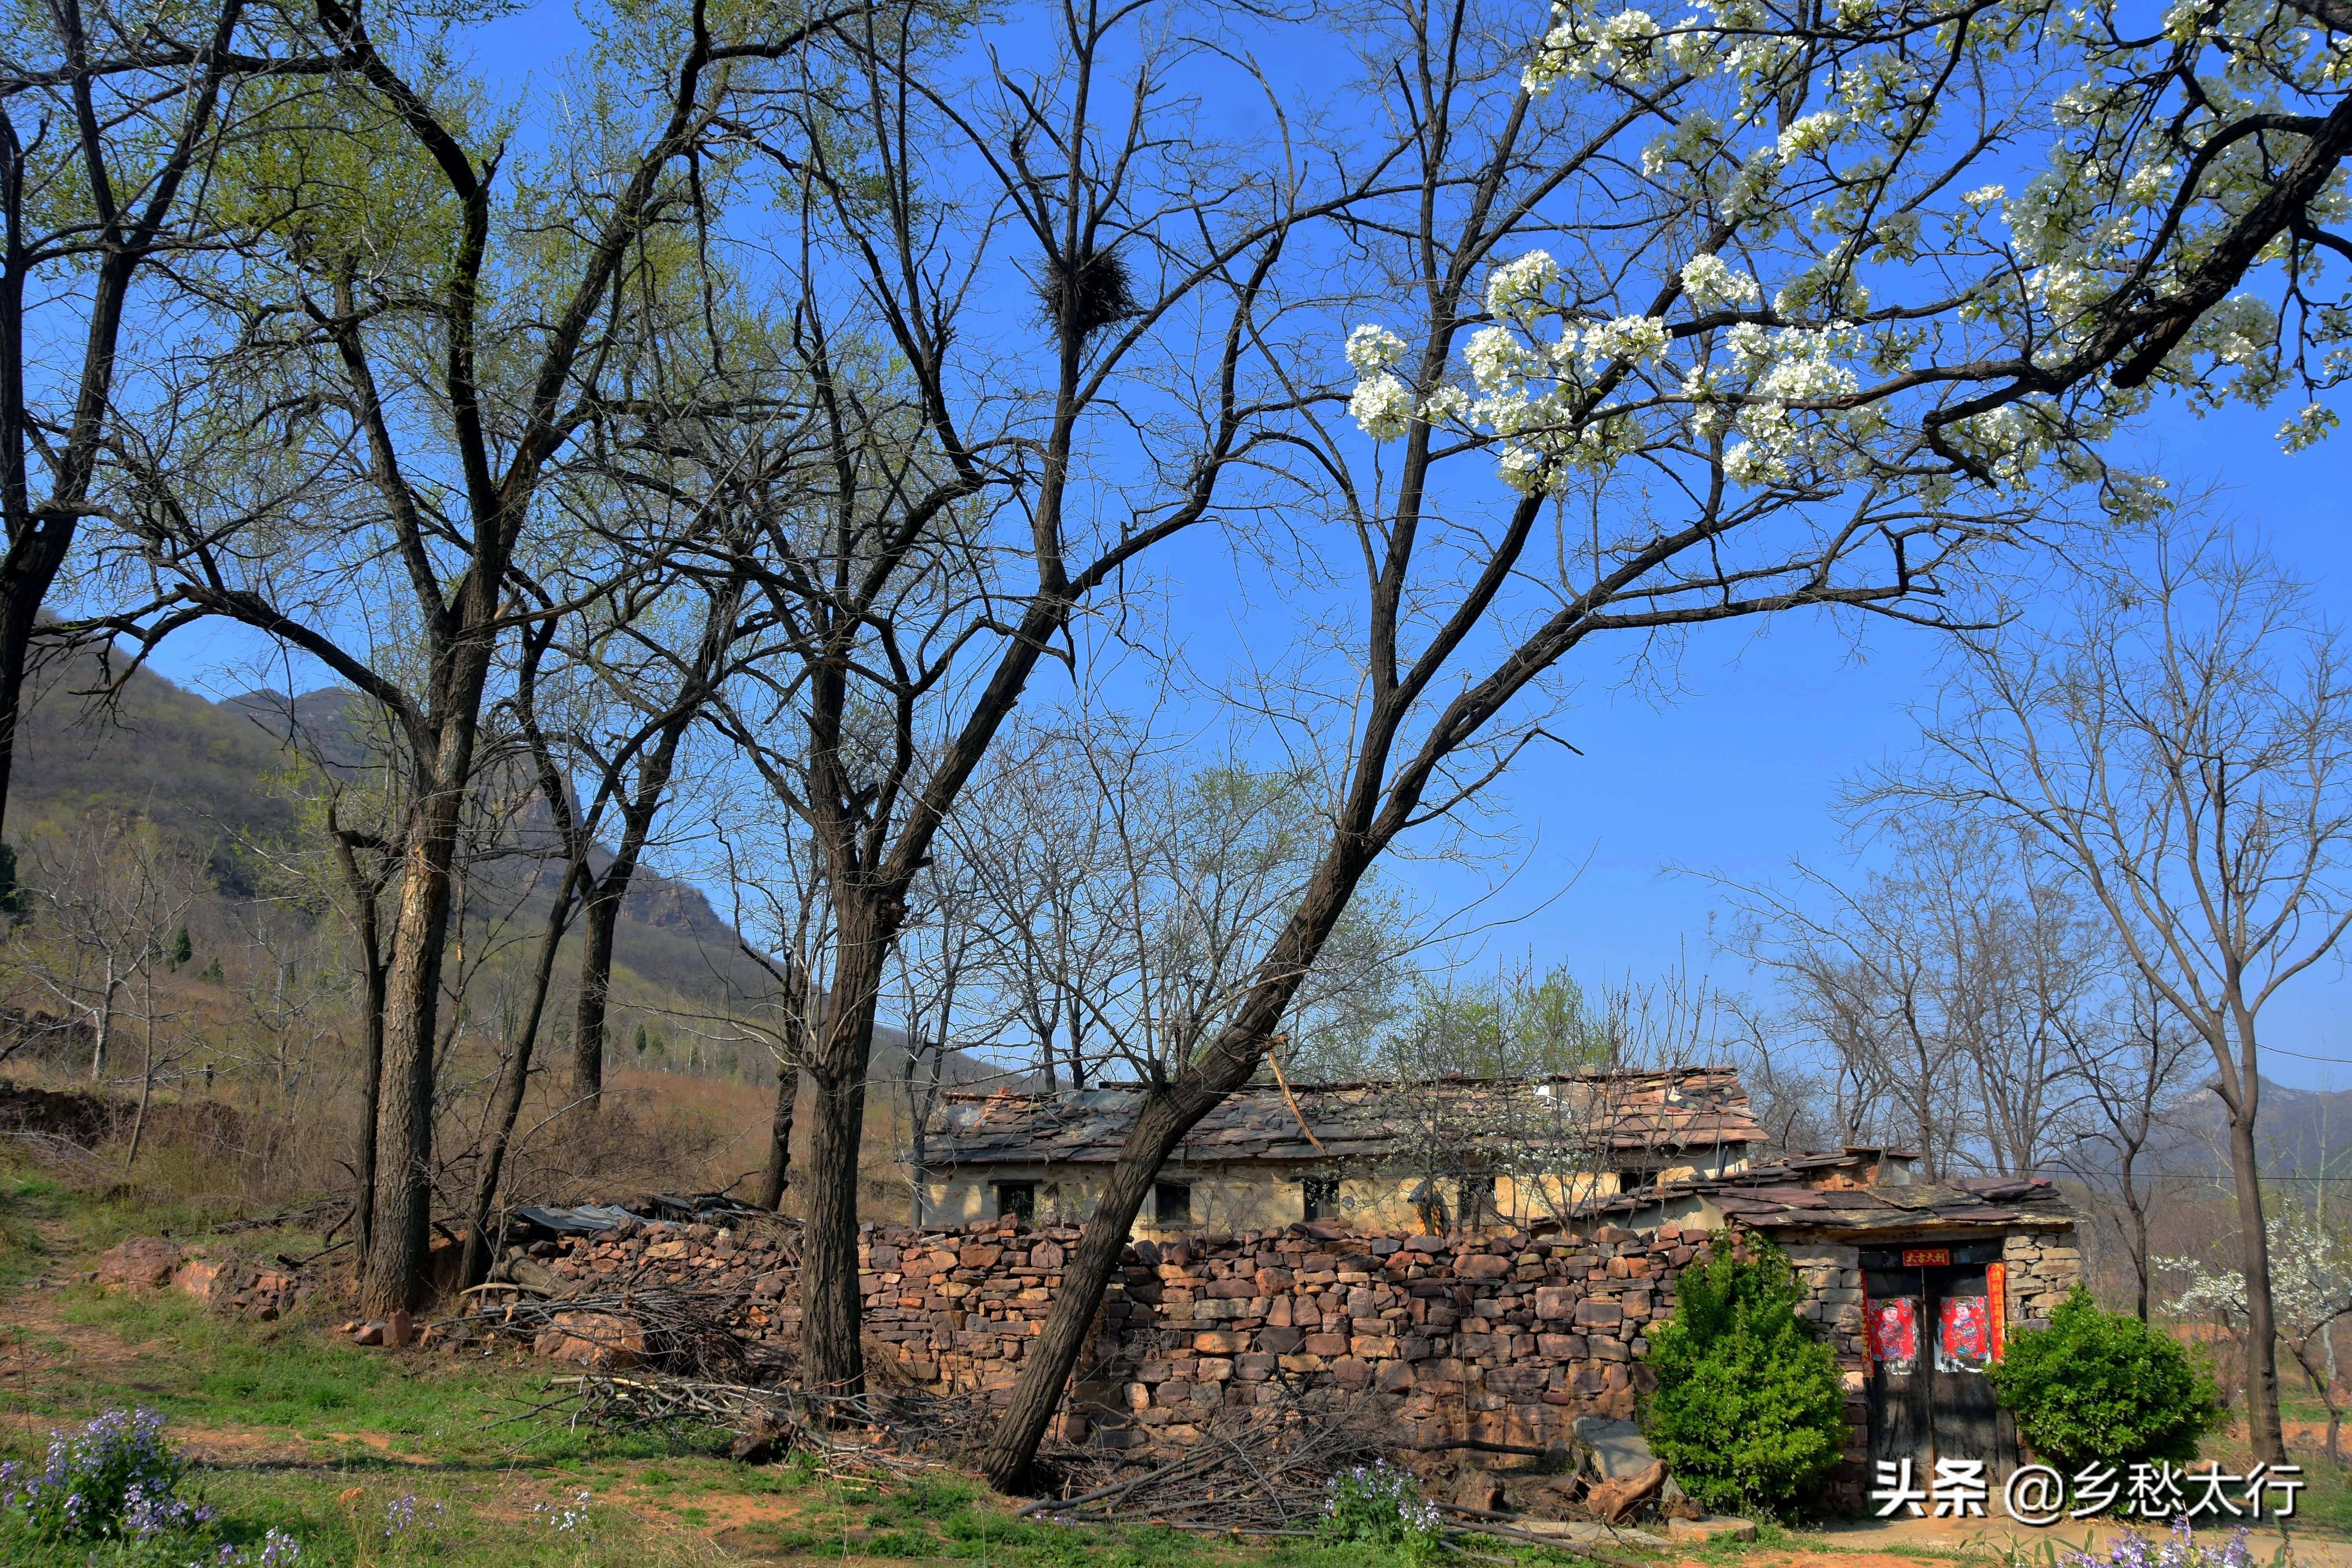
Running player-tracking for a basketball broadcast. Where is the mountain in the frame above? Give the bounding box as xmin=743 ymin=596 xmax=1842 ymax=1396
xmin=2154 ymin=1076 xmax=2352 ymax=1181
xmin=10 ymin=652 xmax=773 ymax=1010
xmin=12 ymin=650 xmax=305 ymax=893
xmin=7 ymin=652 xmax=973 ymax=1083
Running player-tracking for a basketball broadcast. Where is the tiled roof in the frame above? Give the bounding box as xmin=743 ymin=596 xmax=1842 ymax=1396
xmin=1561 ymin=1148 xmax=2075 ymax=1236
xmin=922 ymin=1067 xmax=1766 ymax=1169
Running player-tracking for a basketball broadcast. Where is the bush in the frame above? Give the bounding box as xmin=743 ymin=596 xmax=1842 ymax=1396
xmin=1641 ymin=1232 xmax=1847 ymax=1518
xmin=1987 ymin=1287 xmax=2224 ymax=1472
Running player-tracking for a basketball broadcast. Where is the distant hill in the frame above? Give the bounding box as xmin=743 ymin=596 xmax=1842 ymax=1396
xmin=13 ymin=649 xmax=304 ymax=893
xmin=2151 ymin=1076 xmax=2352 ymax=1182
xmin=8 ymin=651 xmax=980 ymax=1083
xmin=12 ymin=653 xmax=774 ymax=1006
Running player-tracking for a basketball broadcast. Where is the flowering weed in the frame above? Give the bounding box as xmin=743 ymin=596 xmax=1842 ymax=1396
xmin=0 ymin=1406 xmax=214 ymax=1543
xmin=2062 ymin=1519 xmax=2255 ymax=1568
xmin=1323 ymin=1461 xmax=1445 ymax=1565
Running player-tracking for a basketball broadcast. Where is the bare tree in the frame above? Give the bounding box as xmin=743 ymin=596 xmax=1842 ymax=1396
xmin=86 ymin=0 xmax=851 ymax=1314
xmin=891 ymin=839 xmax=993 ymax=1222
xmin=540 ymin=564 xmax=746 ymax=1111
xmin=951 ymin=723 xmax=1129 ymax=1093
xmin=1870 ymin=517 xmax=2352 ymax=1464
xmin=1715 ymin=826 xmax=2103 ymax=1178
xmin=18 ymin=819 xmax=193 ymax=1085
xmin=708 ymin=817 xmax=831 ymax=1213
xmin=2055 ymin=976 xmax=2204 ymax=1321
xmin=671 ymin=0 xmax=1343 ymax=1398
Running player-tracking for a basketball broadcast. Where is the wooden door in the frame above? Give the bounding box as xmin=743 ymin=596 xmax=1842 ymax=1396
xmin=1863 ymin=1245 xmax=2016 ymax=1487
xmin=1864 ymin=1266 xmax=1929 ymax=1476
xmin=1925 ymin=1263 xmax=2010 ymax=1476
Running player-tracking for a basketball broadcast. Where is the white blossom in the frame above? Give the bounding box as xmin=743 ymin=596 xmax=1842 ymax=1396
xmin=2279 ymin=403 xmax=2339 ymax=452
xmin=1346 ymin=324 xmax=1409 ymax=373
xmin=1775 ymin=110 xmax=1846 ymax=162
xmin=1484 ymin=251 xmax=1563 ymax=321
xmin=1680 ymin=252 xmax=1760 ymax=308
xmin=1349 ymin=372 xmax=1416 ymax=440
xmin=1422 ymin=385 xmax=1472 ymax=425
xmin=1722 ymin=439 xmax=1789 ymax=485
xmin=1584 ymin=315 xmax=1671 ymax=367
xmin=1525 ymin=7 xmax=1666 ymax=91
xmin=1465 ymin=325 xmax=1542 ymax=392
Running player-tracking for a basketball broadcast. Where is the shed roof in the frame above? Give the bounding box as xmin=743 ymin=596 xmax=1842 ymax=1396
xmin=922 ymin=1067 xmax=1766 ymax=1169
xmin=1567 ymin=1148 xmax=2074 ymax=1237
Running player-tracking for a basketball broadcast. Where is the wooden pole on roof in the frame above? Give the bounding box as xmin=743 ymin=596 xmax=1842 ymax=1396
xmin=1263 ymin=1034 xmax=1327 ymax=1154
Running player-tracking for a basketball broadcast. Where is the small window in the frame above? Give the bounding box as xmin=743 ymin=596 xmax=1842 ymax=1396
xmin=1617 ymin=1168 xmax=1654 ymax=1193
xmin=1302 ymin=1177 xmax=1340 ymax=1221
xmin=995 ymin=1181 xmax=1036 ymax=1223
xmin=1154 ymin=1180 xmax=1192 ymax=1225
xmin=1459 ymin=1174 xmax=1496 ymax=1227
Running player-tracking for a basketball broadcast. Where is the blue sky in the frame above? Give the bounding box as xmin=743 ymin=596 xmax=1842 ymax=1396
xmin=131 ymin=0 xmax=2352 ymax=1092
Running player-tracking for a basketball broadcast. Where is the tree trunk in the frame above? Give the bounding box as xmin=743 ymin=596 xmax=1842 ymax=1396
xmin=124 ymin=1000 xmax=155 ymax=1169
xmin=91 ymin=970 xmax=117 ymax=1082
xmin=792 ymin=880 xmax=895 ymax=1398
xmin=798 ymin=1062 xmax=868 ymax=1394
xmin=2227 ymin=1101 xmax=2286 ymax=1464
xmin=460 ymin=879 xmax=577 ymax=1288
xmin=757 ymin=1067 xmax=796 ymax=1210
xmin=356 ymin=956 xmax=385 ymax=1260
xmin=979 ymin=822 xmax=1380 ymax=1491
xmin=979 ymin=1078 xmax=1241 ymax=1491
xmin=0 ymin=584 xmax=43 ymax=852
xmin=360 ymin=795 xmax=463 ymax=1316
xmin=2129 ymin=1188 xmax=2151 ymax=1323
xmin=336 ymin=833 xmax=391 ymax=1266
xmin=572 ymin=889 xmax=622 ymax=1107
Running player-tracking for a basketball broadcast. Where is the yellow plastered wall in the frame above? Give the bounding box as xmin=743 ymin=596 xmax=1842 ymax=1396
xmin=916 ymin=1151 xmax=1752 ymax=1236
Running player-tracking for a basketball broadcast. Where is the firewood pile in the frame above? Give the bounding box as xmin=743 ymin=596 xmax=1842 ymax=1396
xmin=433 ymin=1285 xmax=788 ymax=1382
xmin=1018 ymin=1391 xmax=1390 ymax=1531
xmin=517 ymin=1371 xmax=984 ymax=1475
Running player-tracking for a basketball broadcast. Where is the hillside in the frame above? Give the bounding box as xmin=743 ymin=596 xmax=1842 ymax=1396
xmin=7 ymin=651 xmax=977 ymax=1085
xmin=11 ymin=652 xmax=777 ymax=1011
xmin=12 ymin=650 xmax=305 ymax=894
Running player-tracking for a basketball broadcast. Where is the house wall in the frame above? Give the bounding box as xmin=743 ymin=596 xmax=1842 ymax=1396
xmin=519 ymin=1205 xmax=2074 ymax=1512
xmin=922 ymin=1147 xmax=1753 ymax=1237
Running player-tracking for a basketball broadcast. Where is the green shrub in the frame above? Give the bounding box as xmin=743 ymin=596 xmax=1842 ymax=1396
xmin=1641 ymin=1232 xmax=1847 ymax=1518
xmin=1986 ymin=1287 xmax=2223 ymax=1472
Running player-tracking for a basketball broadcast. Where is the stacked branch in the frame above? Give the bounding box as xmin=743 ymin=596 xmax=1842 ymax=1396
xmin=1018 ymin=1393 xmax=1389 ymax=1531
xmin=434 ymin=1286 xmax=782 ymax=1383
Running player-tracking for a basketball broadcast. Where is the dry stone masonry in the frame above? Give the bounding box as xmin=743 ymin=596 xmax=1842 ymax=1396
xmin=519 ymin=1157 xmax=2076 ymax=1517
xmin=533 ymin=1216 xmax=1736 ymax=1450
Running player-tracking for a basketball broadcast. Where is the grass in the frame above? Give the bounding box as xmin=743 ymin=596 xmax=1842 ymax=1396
xmin=0 ymin=1207 xmax=1613 ymax=1568
xmin=3 ymin=1147 xmax=2345 ymax=1568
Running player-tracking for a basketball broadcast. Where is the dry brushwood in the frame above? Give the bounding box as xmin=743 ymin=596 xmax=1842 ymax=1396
xmin=432 ymin=1287 xmax=780 ymax=1382
xmin=515 ymin=1370 xmax=988 ymax=1473
xmin=1018 ymin=1390 xmax=1391 ymax=1531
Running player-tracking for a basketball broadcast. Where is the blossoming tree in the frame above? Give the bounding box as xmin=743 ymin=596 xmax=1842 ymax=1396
xmin=978 ymin=0 xmax=2352 ymax=1488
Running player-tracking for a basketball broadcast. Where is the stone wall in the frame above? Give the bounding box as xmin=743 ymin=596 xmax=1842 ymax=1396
xmin=522 ymin=1211 xmax=2075 ymax=1497
xmin=535 ymin=1216 xmax=1731 ymax=1449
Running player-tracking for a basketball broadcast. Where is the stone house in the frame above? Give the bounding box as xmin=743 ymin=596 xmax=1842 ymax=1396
xmin=1563 ymin=1146 xmax=2079 ymax=1496
xmin=918 ymin=1067 xmax=1766 ymax=1236
xmin=512 ymin=1143 xmax=2075 ymax=1514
